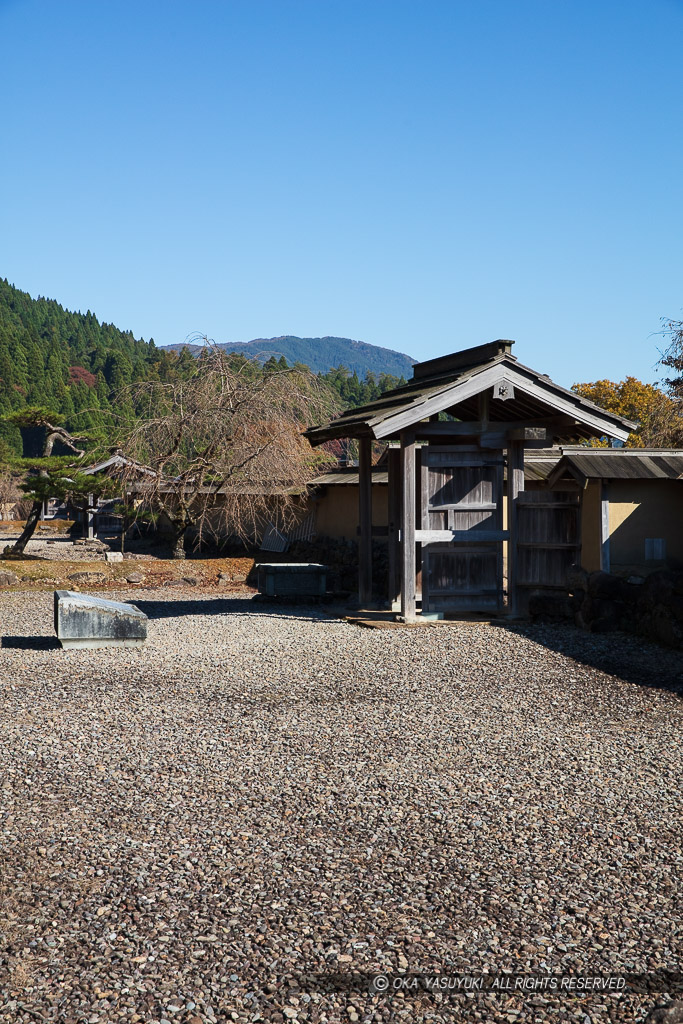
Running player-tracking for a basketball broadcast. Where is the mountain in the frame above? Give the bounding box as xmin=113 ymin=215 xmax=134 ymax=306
xmin=0 ymin=279 xmax=413 ymax=457
xmin=162 ymin=335 xmax=415 ymax=379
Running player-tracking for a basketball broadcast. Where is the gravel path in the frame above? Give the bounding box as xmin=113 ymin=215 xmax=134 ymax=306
xmin=0 ymin=591 xmax=681 ymax=1024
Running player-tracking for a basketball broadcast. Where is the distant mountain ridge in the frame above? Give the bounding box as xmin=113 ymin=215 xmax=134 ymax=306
xmin=162 ymin=335 xmax=415 ymax=379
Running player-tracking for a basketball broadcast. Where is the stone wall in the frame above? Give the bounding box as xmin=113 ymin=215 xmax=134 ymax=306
xmin=529 ymin=565 xmax=683 ymax=649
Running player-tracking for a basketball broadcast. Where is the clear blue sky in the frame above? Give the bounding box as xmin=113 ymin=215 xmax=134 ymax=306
xmin=2 ymin=0 xmax=682 ymax=387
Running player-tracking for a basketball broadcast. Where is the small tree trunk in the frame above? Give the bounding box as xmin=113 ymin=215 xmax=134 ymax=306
xmin=4 ymin=499 xmax=42 ymax=557
xmin=4 ymin=424 xmax=85 ymax=559
xmin=172 ymin=525 xmax=187 ymax=560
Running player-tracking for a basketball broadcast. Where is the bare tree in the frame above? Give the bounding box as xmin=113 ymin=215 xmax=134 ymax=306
xmin=116 ymin=346 xmax=339 ymax=558
xmin=660 ymin=318 xmax=683 ymax=400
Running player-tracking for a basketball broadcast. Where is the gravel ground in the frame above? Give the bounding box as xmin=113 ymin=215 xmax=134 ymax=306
xmin=0 ymin=591 xmax=681 ymax=1024
xmin=0 ymin=533 xmax=152 ymax=562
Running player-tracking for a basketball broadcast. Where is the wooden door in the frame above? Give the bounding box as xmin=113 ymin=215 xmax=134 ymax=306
xmin=514 ymin=489 xmax=580 ymax=601
xmin=420 ymin=446 xmax=505 ymax=613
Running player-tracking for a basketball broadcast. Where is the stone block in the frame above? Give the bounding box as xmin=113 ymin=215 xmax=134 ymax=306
xmin=587 ymin=571 xmax=622 ymax=599
xmin=566 ymin=563 xmax=589 ymax=593
xmin=257 ymin=563 xmax=327 ymax=598
xmin=105 ymin=551 xmax=124 ymax=563
xmin=54 ymin=590 xmax=147 ymax=649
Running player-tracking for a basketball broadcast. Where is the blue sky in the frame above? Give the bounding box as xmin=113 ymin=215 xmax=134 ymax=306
xmin=1 ymin=0 xmax=682 ymax=387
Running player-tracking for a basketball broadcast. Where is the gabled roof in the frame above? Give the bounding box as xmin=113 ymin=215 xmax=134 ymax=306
xmin=306 ymin=340 xmax=636 ymax=445
xmin=81 ymin=454 xmax=156 ymax=478
xmin=548 ymin=448 xmax=683 ymax=486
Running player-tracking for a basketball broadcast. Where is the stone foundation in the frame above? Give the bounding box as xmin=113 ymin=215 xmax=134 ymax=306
xmin=529 ymin=565 xmax=683 ymax=649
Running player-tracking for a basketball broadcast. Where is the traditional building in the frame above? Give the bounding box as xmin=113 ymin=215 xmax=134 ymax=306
xmin=306 ymin=340 xmax=634 ymax=618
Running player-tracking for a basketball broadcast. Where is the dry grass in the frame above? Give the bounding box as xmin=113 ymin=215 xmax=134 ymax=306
xmin=0 ymin=519 xmax=75 ymax=533
xmin=0 ymin=555 xmax=256 ymax=591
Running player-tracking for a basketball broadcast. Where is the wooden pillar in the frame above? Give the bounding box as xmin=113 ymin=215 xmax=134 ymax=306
xmin=400 ymin=430 xmax=416 ymax=620
xmin=358 ymin=436 xmax=373 ymax=606
xmin=507 ymin=441 xmax=525 ymax=617
xmin=600 ymin=480 xmax=610 ymax=572
xmin=86 ymin=492 xmax=95 ymax=540
xmin=387 ymin=447 xmax=401 ymax=609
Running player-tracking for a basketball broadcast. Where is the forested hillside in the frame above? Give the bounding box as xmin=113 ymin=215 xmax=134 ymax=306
xmin=319 ymin=364 xmax=406 ymax=406
xmin=164 ymin=334 xmax=415 ymax=379
xmin=0 ymin=279 xmax=179 ymax=454
xmin=0 ymin=280 xmax=408 ymax=457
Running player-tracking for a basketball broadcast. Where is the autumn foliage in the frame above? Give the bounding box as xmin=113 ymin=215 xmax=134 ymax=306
xmin=68 ymin=365 xmax=97 ymax=388
xmin=571 ymin=376 xmax=683 ymax=447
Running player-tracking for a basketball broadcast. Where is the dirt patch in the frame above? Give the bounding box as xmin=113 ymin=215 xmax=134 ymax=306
xmin=0 ymin=556 xmax=257 ymax=592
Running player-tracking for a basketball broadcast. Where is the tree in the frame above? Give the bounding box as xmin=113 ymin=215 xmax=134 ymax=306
xmin=115 ymin=344 xmax=339 ymax=558
xmin=659 ymin=318 xmax=683 ymax=399
xmin=571 ymin=376 xmax=683 ymax=447
xmin=1 ymin=408 xmax=96 ymax=557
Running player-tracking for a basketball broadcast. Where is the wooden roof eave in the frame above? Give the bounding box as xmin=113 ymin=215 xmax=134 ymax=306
xmin=370 ymin=363 xmax=635 ymax=442
xmin=305 ymin=354 xmax=637 ymax=445
xmin=304 ymin=421 xmax=377 ymax=445
xmin=546 ymin=451 xmax=683 ymax=485
xmin=304 ymin=356 xmax=514 ymax=444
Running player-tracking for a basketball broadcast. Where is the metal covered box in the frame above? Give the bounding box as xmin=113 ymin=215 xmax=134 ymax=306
xmin=257 ymin=563 xmax=327 ymax=598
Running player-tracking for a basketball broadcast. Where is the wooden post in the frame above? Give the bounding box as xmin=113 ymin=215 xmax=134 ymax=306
xmin=87 ymin=492 xmax=95 ymax=540
xmin=358 ymin=436 xmax=373 ymax=606
xmin=600 ymin=480 xmax=610 ymax=572
xmin=507 ymin=440 xmax=525 ymax=617
xmin=387 ymin=447 xmax=401 ymax=609
xmin=400 ymin=430 xmax=416 ymax=620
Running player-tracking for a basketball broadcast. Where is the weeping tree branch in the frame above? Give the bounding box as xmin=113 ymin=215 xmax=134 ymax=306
xmin=114 ymin=343 xmax=340 ymax=558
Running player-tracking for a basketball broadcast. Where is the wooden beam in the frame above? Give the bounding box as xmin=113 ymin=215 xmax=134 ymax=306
xmin=600 ymin=480 xmax=610 ymax=572
xmin=430 ymin=502 xmax=497 ymax=512
xmin=400 ymin=431 xmax=416 ymax=620
xmin=478 ymin=390 xmax=490 ymax=430
xmin=414 ymin=416 xmax=579 ymax=438
xmin=387 ymin=447 xmax=401 ymax=609
xmin=358 ymin=437 xmax=373 ymax=606
xmin=415 ymin=529 xmax=509 ymax=544
xmin=507 ymin=440 xmax=525 ymax=617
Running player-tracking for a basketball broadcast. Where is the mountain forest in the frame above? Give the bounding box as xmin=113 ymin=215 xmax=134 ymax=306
xmin=0 ymin=279 xmax=407 ymax=459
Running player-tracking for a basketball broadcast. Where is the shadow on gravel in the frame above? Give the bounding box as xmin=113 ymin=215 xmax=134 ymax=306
xmin=493 ymin=621 xmax=683 ymax=697
xmin=2 ymin=635 xmax=61 ymax=650
xmin=133 ymin=597 xmax=336 ymax=624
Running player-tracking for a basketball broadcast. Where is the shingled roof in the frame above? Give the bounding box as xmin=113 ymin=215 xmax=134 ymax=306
xmin=548 ymin=448 xmax=683 ymax=485
xmin=306 ymin=340 xmax=636 ymax=445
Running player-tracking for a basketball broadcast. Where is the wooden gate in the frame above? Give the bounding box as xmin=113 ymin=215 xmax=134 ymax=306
xmin=419 ymin=446 xmax=506 ymax=613
xmin=514 ymin=489 xmax=580 ymax=602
